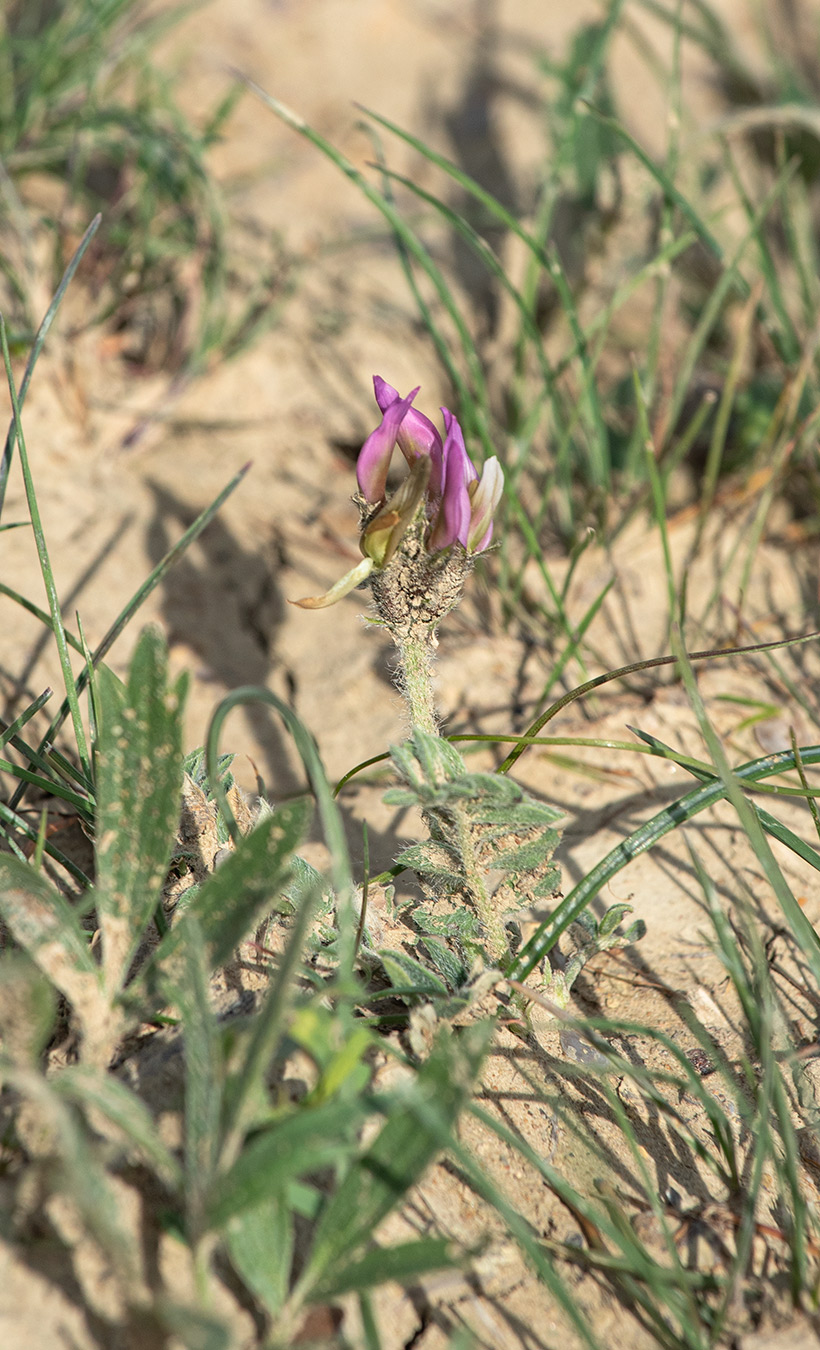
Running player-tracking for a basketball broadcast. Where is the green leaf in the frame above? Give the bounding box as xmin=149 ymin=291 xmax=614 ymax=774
xmin=155 ymin=1301 xmax=230 ymax=1350
xmin=415 ymin=908 xmax=479 ymax=939
xmin=598 ymin=903 xmax=633 ymax=939
xmin=312 ymin=1236 xmax=458 ymax=1301
xmin=298 ymin=1021 xmax=492 ymax=1296
xmin=206 ymin=1099 xmax=367 ymax=1229
xmin=52 ymin=1064 xmax=181 ymax=1187
xmin=171 ymin=919 xmax=222 ymax=1233
xmin=493 ymin=835 xmax=560 ymax=875
xmin=224 ymin=1195 xmax=294 ymax=1315
xmin=95 ymin=627 xmax=187 ymax=996
xmin=468 ymin=800 xmax=563 ymax=828
xmin=378 ymin=948 xmax=449 ymax=999
xmin=395 ymin=840 xmax=464 ymax=887
xmin=420 ymin=937 xmax=468 ymax=989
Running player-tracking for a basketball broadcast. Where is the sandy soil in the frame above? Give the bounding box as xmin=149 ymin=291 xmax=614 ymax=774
xmin=2 ymin=1 xmax=820 ymax=1346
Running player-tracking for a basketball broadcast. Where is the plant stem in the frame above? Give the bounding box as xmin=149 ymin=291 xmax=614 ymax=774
xmin=397 ymin=631 xmax=438 ymax=733
xmin=453 ymin=803 xmax=507 ymax=967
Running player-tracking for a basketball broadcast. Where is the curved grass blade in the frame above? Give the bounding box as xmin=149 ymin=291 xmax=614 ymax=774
xmin=496 ymin=628 xmax=820 ymax=775
xmin=630 ymin=724 xmax=820 ymax=870
xmin=509 ymin=743 xmax=820 ymax=982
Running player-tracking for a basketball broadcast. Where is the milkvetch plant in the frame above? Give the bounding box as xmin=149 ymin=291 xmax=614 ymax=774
xmin=294 ymin=374 xmax=639 ymax=989
xmin=296 ymin=376 xmax=503 ymax=735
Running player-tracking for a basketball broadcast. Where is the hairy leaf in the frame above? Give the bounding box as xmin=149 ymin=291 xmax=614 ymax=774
xmin=94 ymin=627 xmax=188 ymax=997
xmin=225 ymin=1195 xmax=294 ymax=1316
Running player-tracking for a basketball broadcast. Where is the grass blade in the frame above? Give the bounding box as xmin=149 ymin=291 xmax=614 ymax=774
xmin=0 ymin=214 xmax=101 ymax=517
xmin=0 ymin=315 xmax=90 ymax=781
xmin=510 ymin=742 xmax=820 ymax=981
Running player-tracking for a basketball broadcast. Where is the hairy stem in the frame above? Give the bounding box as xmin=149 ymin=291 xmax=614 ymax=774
xmin=397 ymin=631 xmax=438 ymax=733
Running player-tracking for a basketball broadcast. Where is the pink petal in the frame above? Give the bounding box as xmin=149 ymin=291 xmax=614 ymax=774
xmin=373 ymin=375 xmax=443 ymax=485
xmin=356 ymin=385 xmax=420 ymax=503
xmin=427 ymin=408 xmax=473 ymax=551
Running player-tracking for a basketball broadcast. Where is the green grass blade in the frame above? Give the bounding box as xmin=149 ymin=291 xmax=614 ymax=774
xmin=10 ymin=462 xmax=250 ymax=815
xmin=0 ymin=214 xmax=101 ymax=517
xmin=0 ymin=316 xmax=90 ymax=781
xmin=0 ymin=686 xmax=51 ymax=749
xmin=509 ymin=743 xmax=820 ymax=981
xmin=497 ymin=628 xmax=820 ymax=775
xmin=0 ymin=753 xmax=91 ymax=818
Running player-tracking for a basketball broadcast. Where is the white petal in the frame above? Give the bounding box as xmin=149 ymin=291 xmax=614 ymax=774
xmin=467 ymin=457 xmax=504 ymax=551
xmin=290 ymin=557 xmax=374 ymax=610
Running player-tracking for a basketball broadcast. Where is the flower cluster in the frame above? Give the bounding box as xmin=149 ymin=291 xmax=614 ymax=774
xmin=294 ymin=376 xmax=503 ymax=611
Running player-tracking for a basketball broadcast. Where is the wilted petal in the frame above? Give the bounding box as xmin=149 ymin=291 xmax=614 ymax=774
xmin=373 ymin=375 xmax=444 ymax=489
xmin=357 ymin=385 xmax=421 ymax=504
xmin=361 ymin=456 xmax=431 ymax=566
xmin=466 ymin=456 xmax=504 ymax=551
xmin=291 ymin=557 xmax=374 ymax=609
xmin=427 ymin=408 xmax=473 ymax=551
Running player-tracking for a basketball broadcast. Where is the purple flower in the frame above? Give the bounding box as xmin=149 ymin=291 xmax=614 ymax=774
xmin=293 ymin=376 xmax=503 ymax=610
xmin=358 ymin=376 xmax=502 ymax=557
